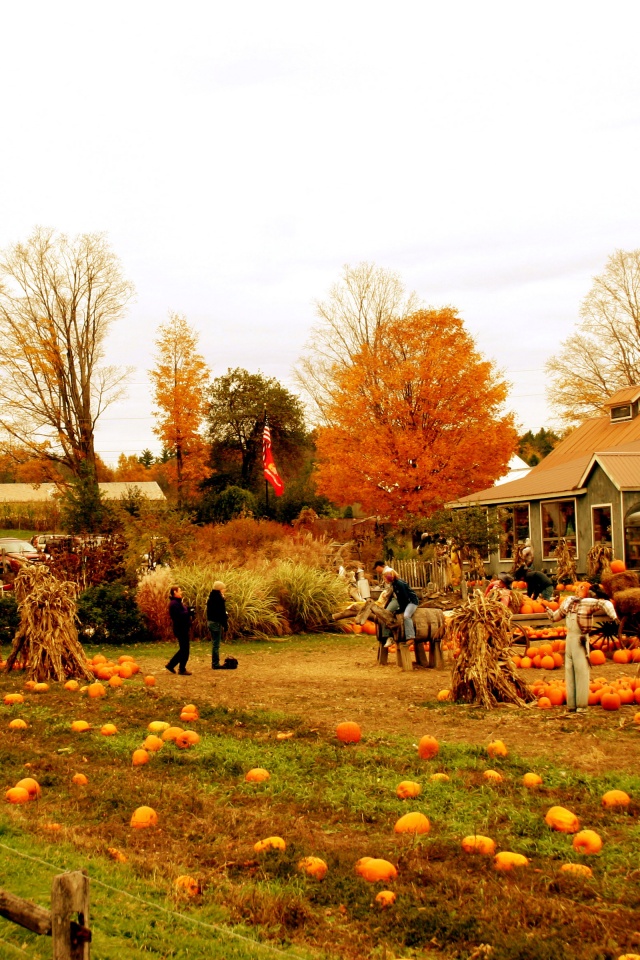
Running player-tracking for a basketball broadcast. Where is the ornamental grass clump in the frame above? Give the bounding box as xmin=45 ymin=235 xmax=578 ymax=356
xmin=5 ymin=566 xmax=94 ymax=682
xmin=266 ymin=561 xmax=350 ymax=632
xmin=174 ymin=563 xmax=285 ymax=639
xmin=136 ymin=567 xmax=174 ymax=641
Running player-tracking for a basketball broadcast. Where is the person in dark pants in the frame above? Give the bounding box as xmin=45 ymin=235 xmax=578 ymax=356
xmin=206 ymin=580 xmax=228 ymax=670
xmin=384 ymin=570 xmax=420 ymax=642
xmin=516 ymin=566 xmax=554 ymax=601
xmin=166 ymin=586 xmax=192 ymax=675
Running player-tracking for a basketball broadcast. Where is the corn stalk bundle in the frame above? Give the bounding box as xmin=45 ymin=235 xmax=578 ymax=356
xmin=449 ymin=592 xmax=535 ymax=708
xmin=467 ymin=548 xmax=486 ymax=581
xmin=5 ymin=565 xmax=94 ymax=682
xmin=510 ymin=543 xmax=527 ymax=574
xmin=553 ymin=537 xmax=577 ymax=584
xmin=508 ymin=588 xmax=526 ymax=614
xmin=586 ymin=543 xmax=613 ymax=581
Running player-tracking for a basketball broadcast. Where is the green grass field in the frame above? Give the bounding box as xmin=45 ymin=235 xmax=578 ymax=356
xmin=1 ymin=659 xmax=639 ymax=960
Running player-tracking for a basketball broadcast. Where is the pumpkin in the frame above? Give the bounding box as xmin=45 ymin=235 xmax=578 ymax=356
xmin=361 ymin=621 xmax=377 ymax=635
xmin=33 ymin=682 xmax=49 ymax=693
xmin=92 ymin=654 xmax=107 ymax=665
xmin=635 ymin=712 xmax=640 ymax=724
xmin=618 ymin=955 xmax=640 ymax=960
xmin=375 ymin=890 xmax=397 ymax=907
xmin=298 ymin=856 xmax=328 ymax=879
xmin=15 ymin=778 xmax=41 ymax=800
xmin=396 ymin=780 xmax=421 ymax=799
xmin=355 ymin=857 xmax=374 ymax=876
xmin=4 ymin=693 xmax=24 ymax=705
xmin=336 ymin=721 xmax=361 ymax=744
xmin=72 ymin=773 xmax=89 ymax=786
xmin=5 ymin=787 xmax=30 ymax=804
xmin=610 ymin=559 xmax=626 ymax=573
xmin=613 ymin=649 xmax=632 ymax=664
xmin=522 ymin=772 xmax=543 ymax=788
xmin=8 ymin=719 xmax=28 ymax=730
xmin=483 ymin=770 xmax=503 ymax=783
xmin=174 ymin=875 xmax=199 ymax=897
xmin=181 ymin=704 xmax=199 ymax=717
xmin=487 ymin=740 xmax=508 ymax=758
xmin=24 ymin=680 xmax=37 ymax=691
xmin=437 ymin=689 xmax=452 ymax=701
xmin=118 ymin=664 xmax=133 ymax=679
xmin=100 ymin=723 xmax=118 ymax=736
xmin=64 ymin=680 xmax=80 ymax=692
xmin=537 ymin=697 xmax=552 ymax=709
xmin=572 ymin=830 xmax=603 ymax=854
xmin=601 ymin=691 xmax=622 ymax=711
xmin=107 ymin=847 xmax=128 ymax=863
xmin=132 ymin=749 xmax=150 ymax=766
xmin=417 ymin=735 xmax=439 ymax=759
xmin=71 ymin=720 xmax=91 ymax=733
xmin=394 ymin=812 xmax=430 ymax=835
xmin=493 ymin=851 xmax=529 ymax=871
xmin=180 ymin=712 xmax=198 ymax=723
xmin=144 ymin=676 xmax=156 ymax=687
xmin=245 ymin=768 xmax=271 ymax=783
xmin=143 ymin=735 xmax=164 ymax=752
xmin=602 ymin=789 xmax=630 ymax=808
xmin=161 ymin=726 xmax=184 ymax=742
xmin=560 ymin=862 xmax=593 ymax=878
xmin=461 ymin=835 xmax=496 ymax=856
xmin=545 ymin=806 xmax=580 ymax=833
xmin=108 ymin=675 xmax=123 ymax=688
xmin=148 ymin=721 xmax=170 ymax=733
xmin=254 ymin=836 xmax=286 ymax=853
xmin=430 ymin=772 xmax=450 ymax=783
xmin=357 ymin=858 xmax=397 ymax=882
xmin=130 ymin=806 xmax=158 ymax=829
xmin=175 ymin=731 xmax=200 ymax=749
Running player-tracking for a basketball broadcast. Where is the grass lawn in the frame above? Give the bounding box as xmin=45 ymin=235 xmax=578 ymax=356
xmin=0 ymin=529 xmax=38 ymax=540
xmin=1 ymin=651 xmax=639 ymax=960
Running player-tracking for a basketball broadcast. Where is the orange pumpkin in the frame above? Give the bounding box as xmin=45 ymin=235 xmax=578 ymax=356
xmin=572 ymin=830 xmax=602 ymax=854
xmin=130 ymin=806 xmax=158 ymax=829
xmin=493 ymin=851 xmax=528 ymax=871
xmin=33 ymin=682 xmax=49 ymax=693
xmin=174 ymin=875 xmax=199 ymax=896
xmin=560 ymin=863 xmax=593 ymax=878
xmin=357 ymin=858 xmax=397 ymax=882
xmin=64 ymin=680 xmax=80 ymax=692
xmin=72 ymin=773 xmax=89 ymax=786
xmin=336 ymin=721 xmax=361 ymax=744
xmin=487 ymin=740 xmax=508 ymax=758
xmin=8 ymin=718 xmax=28 ymax=730
xmin=71 ymin=720 xmax=91 ymax=733
xmin=5 ymin=787 xmax=30 ymax=804
xmin=522 ymin=772 xmax=543 ymax=788
xmin=298 ymin=856 xmax=328 ymax=879
xmin=461 ymin=835 xmax=496 ymax=856
xmin=15 ymin=777 xmax=41 ymax=800
xmin=396 ymin=780 xmax=421 ymax=799
xmin=545 ymin=806 xmax=580 ymax=833
xmin=161 ymin=726 xmax=184 ymax=742
xmin=108 ymin=675 xmax=123 ymax=688
xmin=4 ymin=693 xmax=24 ymax=705
xmin=483 ymin=770 xmax=503 ymax=783
xmin=87 ymin=682 xmax=106 ymax=698
xmin=610 ymin=559 xmax=626 ymax=573
xmin=100 ymin=723 xmax=118 ymax=736
xmin=143 ymin=735 xmax=164 ymax=752
xmin=430 ymin=772 xmax=450 ymax=783
xmin=417 ymin=735 xmax=439 ymax=759
xmin=132 ymin=749 xmax=150 ymax=766
xmin=375 ymin=890 xmax=397 ymax=907
xmin=254 ymin=836 xmax=286 ymax=853
xmin=601 ymin=692 xmax=622 ymax=711
xmin=245 ymin=768 xmax=271 ymax=783
xmin=148 ymin=721 xmax=170 ymax=733
xmin=144 ymin=676 xmax=156 ymax=686
xmin=175 ymin=731 xmax=200 ymax=748
xmin=602 ymin=789 xmax=630 ymax=808
xmin=394 ymin=812 xmax=430 ymax=835
xmin=538 ymin=697 xmax=552 ymax=710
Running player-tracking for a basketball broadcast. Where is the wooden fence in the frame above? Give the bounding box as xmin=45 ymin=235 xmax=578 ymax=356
xmin=393 ymin=558 xmax=452 ymax=593
xmin=0 ymin=870 xmax=91 ymax=958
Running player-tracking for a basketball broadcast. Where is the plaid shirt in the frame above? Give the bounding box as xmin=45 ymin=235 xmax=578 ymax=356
xmin=550 ymin=597 xmax=617 ymax=633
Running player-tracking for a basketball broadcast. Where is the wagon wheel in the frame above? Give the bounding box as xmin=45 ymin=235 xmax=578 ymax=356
xmin=618 ymin=615 xmax=640 ymax=650
xmin=510 ymin=622 xmax=531 ymax=647
xmin=588 ymin=618 xmax=620 ymax=652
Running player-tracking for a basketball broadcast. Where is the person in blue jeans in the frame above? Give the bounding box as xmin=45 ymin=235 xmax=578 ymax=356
xmin=384 ymin=570 xmax=419 ymax=642
xmin=206 ymin=581 xmax=228 ymax=669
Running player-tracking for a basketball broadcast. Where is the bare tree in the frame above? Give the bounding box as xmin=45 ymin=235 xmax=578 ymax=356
xmin=546 ymin=249 xmax=640 ymax=425
xmin=295 ymin=262 xmax=420 ymax=421
xmin=0 ymin=228 xmax=134 ymax=477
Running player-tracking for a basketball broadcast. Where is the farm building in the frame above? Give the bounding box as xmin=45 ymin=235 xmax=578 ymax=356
xmin=447 ymin=386 xmax=640 ymax=575
xmin=0 ymin=482 xmax=165 ymax=503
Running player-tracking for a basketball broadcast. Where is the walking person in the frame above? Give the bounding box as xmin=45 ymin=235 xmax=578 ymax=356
xmin=384 ymin=569 xmax=420 ymax=644
xmin=547 ymin=582 xmax=618 ymax=713
xmin=166 ymin=586 xmax=192 ymax=675
xmin=207 ymin=580 xmax=228 ymax=670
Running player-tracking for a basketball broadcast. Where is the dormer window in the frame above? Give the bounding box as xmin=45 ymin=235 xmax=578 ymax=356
xmin=611 ymin=404 xmax=633 ymax=422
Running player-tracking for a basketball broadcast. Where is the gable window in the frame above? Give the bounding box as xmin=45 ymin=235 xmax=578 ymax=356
xmin=499 ymin=504 xmax=530 ymax=560
xmin=592 ymin=505 xmax=612 ymax=547
xmin=541 ymin=499 xmax=577 ymax=559
xmin=610 ymin=404 xmax=632 ymax=422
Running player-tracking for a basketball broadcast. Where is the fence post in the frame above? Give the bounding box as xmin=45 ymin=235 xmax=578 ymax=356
xmin=51 ymin=871 xmax=90 ymax=960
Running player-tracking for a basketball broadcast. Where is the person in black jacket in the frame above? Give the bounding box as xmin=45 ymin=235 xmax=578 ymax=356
xmin=516 ymin=566 xmax=554 ymax=601
xmin=207 ymin=580 xmax=228 ymax=670
xmin=384 ymin=570 xmax=420 ymax=642
xmin=166 ymin=586 xmax=192 ymax=675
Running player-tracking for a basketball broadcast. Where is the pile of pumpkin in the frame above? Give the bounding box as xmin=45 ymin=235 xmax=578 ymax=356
xmin=341 ymin=620 xmax=377 ymax=635
xmin=527 ymin=673 xmax=640 ymax=713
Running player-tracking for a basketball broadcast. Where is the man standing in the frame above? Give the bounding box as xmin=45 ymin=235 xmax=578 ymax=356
xmin=166 ymin=586 xmax=192 ymax=676
xmin=548 ymin=583 xmax=617 ymax=714
xmin=206 ymin=580 xmax=228 ymax=670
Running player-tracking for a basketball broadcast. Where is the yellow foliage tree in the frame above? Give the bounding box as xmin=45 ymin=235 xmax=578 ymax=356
xmin=149 ymin=314 xmax=210 ymax=505
xmin=314 ymin=309 xmax=517 ymax=521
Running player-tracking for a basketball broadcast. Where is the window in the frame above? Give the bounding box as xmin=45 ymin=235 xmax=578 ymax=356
xmin=541 ymin=499 xmax=577 ymax=559
xmin=499 ymin=504 xmax=530 ymax=560
xmin=611 ymin=404 xmax=632 ymax=422
xmin=592 ymin=505 xmax=612 ymax=546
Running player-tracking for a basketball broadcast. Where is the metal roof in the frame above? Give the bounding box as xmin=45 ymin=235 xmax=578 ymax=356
xmin=580 ymin=453 xmax=640 ymax=491
xmin=602 ymin=385 xmax=640 ymax=407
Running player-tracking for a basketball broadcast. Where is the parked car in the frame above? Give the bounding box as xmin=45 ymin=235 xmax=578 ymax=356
xmin=0 ymin=538 xmax=44 ymax=573
xmin=31 ymin=534 xmax=74 ymax=552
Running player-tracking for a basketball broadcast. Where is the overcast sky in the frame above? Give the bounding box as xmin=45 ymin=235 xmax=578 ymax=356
xmin=2 ymin=2 xmax=639 ymax=464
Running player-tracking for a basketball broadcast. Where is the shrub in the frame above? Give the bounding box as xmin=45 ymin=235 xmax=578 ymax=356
xmin=77 ymin=583 xmax=149 ymax=644
xmin=136 ymin=567 xmax=174 ymax=641
xmin=197 ymin=486 xmax=257 ymax=524
xmin=174 ymin=563 xmax=285 ymax=640
xmin=192 ymin=518 xmax=332 ymax=569
xmin=0 ymin=592 xmax=19 ymax=649
xmin=266 ymin=561 xmax=349 ymax=632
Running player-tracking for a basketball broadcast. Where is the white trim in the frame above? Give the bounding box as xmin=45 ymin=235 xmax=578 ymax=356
xmin=540 ymin=497 xmax=579 ymax=561
xmin=591 ymin=502 xmax=613 ymax=554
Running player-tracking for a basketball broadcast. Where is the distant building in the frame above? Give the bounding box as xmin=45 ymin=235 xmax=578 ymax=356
xmin=447 ymin=386 xmax=640 ymax=574
xmin=0 ymin=482 xmax=166 ymax=503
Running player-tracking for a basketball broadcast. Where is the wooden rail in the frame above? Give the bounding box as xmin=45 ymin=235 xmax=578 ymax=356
xmin=393 ymin=559 xmax=451 ymax=592
xmin=0 ymin=871 xmax=91 ymax=959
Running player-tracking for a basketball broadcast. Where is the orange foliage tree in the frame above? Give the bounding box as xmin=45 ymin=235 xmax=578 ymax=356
xmin=149 ymin=313 xmax=210 ymax=506
xmin=314 ymin=309 xmax=517 ymax=521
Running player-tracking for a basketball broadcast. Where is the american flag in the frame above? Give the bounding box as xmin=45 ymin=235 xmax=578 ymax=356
xmin=262 ymin=414 xmax=284 ymax=496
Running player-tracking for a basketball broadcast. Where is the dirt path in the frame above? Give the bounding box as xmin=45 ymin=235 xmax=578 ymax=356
xmin=137 ymin=638 xmax=640 ymax=775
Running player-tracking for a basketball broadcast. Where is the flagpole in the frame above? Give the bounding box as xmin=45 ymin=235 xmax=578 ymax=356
xmin=265 ymin=477 xmax=269 ymax=515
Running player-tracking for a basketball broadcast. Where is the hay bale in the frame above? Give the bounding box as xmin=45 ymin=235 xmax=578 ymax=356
xmin=600 ymin=571 xmax=639 ymax=599
xmin=611 ymin=588 xmax=640 ymax=618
